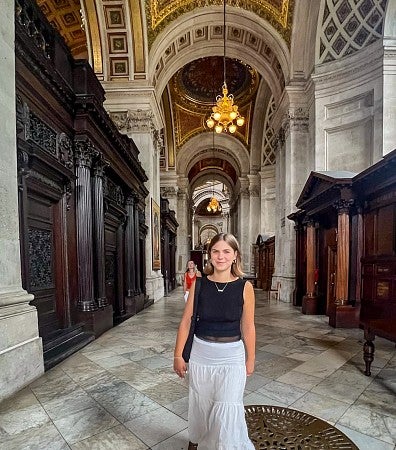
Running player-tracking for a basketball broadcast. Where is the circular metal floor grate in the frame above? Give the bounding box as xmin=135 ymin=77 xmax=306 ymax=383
xmin=245 ymin=405 xmax=358 ymax=449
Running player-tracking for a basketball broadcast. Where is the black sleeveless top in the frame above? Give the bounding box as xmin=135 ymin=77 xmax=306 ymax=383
xmin=195 ymin=277 xmax=246 ymax=337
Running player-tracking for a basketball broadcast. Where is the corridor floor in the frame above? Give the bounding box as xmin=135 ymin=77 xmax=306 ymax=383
xmin=0 ymin=288 xmax=395 ymax=450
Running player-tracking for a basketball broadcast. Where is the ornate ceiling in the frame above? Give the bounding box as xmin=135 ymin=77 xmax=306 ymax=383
xmin=170 ymin=56 xmax=259 ymax=150
xmin=35 ymin=0 xmax=292 ymax=197
xmin=147 ymin=0 xmax=293 ymax=47
xmin=37 ymin=0 xmax=87 ymax=59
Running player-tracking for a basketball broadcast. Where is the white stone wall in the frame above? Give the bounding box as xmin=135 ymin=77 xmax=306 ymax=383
xmin=0 ymin=5 xmax=44 ymax=401
xmin=313 ymin=42 xmax=384 ymax=171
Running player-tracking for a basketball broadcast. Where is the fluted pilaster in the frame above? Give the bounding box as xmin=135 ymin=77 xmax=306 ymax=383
xmin=75 ymin=138 xmax=98 ymax=311
xmin=92 ymin=153 xmax=108 ymax=308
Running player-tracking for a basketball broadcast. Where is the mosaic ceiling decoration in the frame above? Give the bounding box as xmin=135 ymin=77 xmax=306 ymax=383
xmin=170 ymin=56 xmax=260 ymax=150
xmin=37 ymin=0 xmax=87 ymax=59
xmin=146 ymin=0 xmax=294 ymax=48
xmin=319 ymin=0 xmax=388 ymax=63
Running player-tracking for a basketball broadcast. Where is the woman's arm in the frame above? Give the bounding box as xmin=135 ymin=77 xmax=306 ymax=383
xmin=196 ymin=270 xmax=202 ymax=277
xmin=241 ymin=281 xmax=256 ymax=376
xmin=183 ymin=273 xmax=188 ymax=292
xmin=174 ymin=280 xmax=196 ymax=377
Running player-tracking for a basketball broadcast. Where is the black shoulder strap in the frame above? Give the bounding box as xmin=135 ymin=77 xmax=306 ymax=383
xmin=192 ymin=277 xmax=201 ymax=319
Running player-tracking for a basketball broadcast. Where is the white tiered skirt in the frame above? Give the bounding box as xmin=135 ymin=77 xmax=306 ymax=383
xmin=188 ymin=336 xmax=255 ymax=450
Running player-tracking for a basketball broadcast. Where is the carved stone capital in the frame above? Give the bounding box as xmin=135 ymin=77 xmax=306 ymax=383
xmin=111 ymin=109 xmax=155 ymax=133
xmin=285 ymin=107 xmax=309 ymax=133
xmin=161 ymin=186 xmax=178 ymax=198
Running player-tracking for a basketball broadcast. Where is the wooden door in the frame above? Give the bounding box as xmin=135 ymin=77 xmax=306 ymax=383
xmin=23 ymin=194 xmax=65 ymax=336
xmin=105 ymin=226 xmax=117 ymax=310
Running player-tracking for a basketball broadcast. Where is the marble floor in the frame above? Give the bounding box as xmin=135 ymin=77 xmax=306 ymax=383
xmin=1 ymin=288 xmax=395 ymax=450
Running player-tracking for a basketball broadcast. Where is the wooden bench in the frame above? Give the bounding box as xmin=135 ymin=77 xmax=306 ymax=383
xmin=361 ymin=319 xmax=396 ymax=376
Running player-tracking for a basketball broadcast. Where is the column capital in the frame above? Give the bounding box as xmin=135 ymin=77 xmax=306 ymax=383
xmin=74 ymin=138 xmax=98 ymax=168
xmin=334 ymin=198 xmax=354 ymax=214
xmin=282 ymin=107 xmax=310 ymax=134
xmin=160 ymin=186 xmax=178 ymax=199
xmin=110 ymin=109 xmax=155 ymax=133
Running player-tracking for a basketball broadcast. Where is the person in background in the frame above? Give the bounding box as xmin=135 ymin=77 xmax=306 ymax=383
xmin=183 ymin=260 xmax=202 ymax=302
xmin=174 ymin=233 xmax=256 ymax=450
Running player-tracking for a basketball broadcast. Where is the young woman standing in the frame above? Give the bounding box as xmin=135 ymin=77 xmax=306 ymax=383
xmin=174 ymin=233 xmax=256 ymax=450
xmin=183 ymin=260 xmax=202 ymax=302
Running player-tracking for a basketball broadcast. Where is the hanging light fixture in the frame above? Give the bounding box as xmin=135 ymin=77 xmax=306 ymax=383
xmin=207 ymin=130 xmax=222 ymax=213
xmin=206 ymin=0 xmax=245 ymax=134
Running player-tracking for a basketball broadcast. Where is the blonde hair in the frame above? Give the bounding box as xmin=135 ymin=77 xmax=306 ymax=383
xmin=185 ymin=260 xmax=198 ymax=273
xmin=203 ymin=233 xmax=244 ymax=277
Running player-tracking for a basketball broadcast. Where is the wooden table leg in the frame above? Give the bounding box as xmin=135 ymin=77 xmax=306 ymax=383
xmin=363 ymin=339 xmax=374 ymax=376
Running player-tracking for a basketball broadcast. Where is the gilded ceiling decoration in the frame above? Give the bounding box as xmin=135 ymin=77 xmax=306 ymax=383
xmin=170 ymin=56 xmax=259 ymax=150
xmin=37 ymin=0 xmax=87 ymax=59
xmin=147 ymin=0 xmax=294 ymax=48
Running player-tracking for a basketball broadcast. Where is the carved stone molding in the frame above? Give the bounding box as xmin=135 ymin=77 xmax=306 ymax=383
xmin=111 ymin=109 xmax=155 ymax=133
xmin=249 ymin=186 xmax=260 ymax=197
xmin=160 ymin=186 xmax=178 ymax=198
xmin=273 ymin=127 xmax=285 ymax=152
xmin=283 ymin=107 xmax=310 ymax=133
xmin=153 ymin=128 xmax=165 ymax=155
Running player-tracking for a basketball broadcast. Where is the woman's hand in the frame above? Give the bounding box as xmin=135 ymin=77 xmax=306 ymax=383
xmin=246 ymin=358 xmax=255 ymax=376
xmin=174 ymin=356 xmax=187 ymax=378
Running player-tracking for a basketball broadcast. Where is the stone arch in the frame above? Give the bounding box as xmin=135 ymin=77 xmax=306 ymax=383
xmin=199 ymin=224 xmax=219 ymax=245
xmin=149 ymin=6 xmax=290 ymax=103
xmin=177 ymin=132 xmax=250 ymax=178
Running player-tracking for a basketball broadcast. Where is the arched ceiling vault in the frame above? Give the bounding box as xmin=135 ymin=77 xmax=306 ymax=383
xmin=36 ymin=0 xmax=295 ymax=189
xmin=147 ymin=1 xmax=293 ymax=48
xmin=177 ymin=133 xmax=249 ymax=178
xmin=150 ymin=7 xmax=290 ymax=100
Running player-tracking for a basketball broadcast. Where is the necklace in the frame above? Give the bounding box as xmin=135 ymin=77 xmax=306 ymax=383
xmin=214 ymin=281 xmax=229 ymax=293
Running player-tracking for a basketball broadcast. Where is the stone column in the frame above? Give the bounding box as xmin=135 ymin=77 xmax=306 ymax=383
xmin=238 ymin=177 xmax=250 ymax=272
xmin=259 ymin=165 xmax=276 ymax=235
xmin=75 ymin=139 xmax=98 ymax=311
xmin=248 ymin=173 xmax=260 ymax=273
xmin=92 ymin=153 xmax=108 ymax=308
xmin=302 ymin=220 xmax=318 ymax=314
xmin=0 ymin=6 xmax=44 ymax=401
xmin=273 ymin=106 xmax=310 ymax=301
xmin=176 ymin=177 xmax=190 ymax=282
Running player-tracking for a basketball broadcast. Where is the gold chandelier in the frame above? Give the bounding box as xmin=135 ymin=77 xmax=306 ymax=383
xmin=207 ymin=195 xmax=221 ymax=213
xmin=206 ymin=0 xmax=245 ymax=134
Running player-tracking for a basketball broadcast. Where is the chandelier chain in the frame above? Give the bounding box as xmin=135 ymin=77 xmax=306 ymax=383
xmin=205 ymin=0 xmax=245 ymax=134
